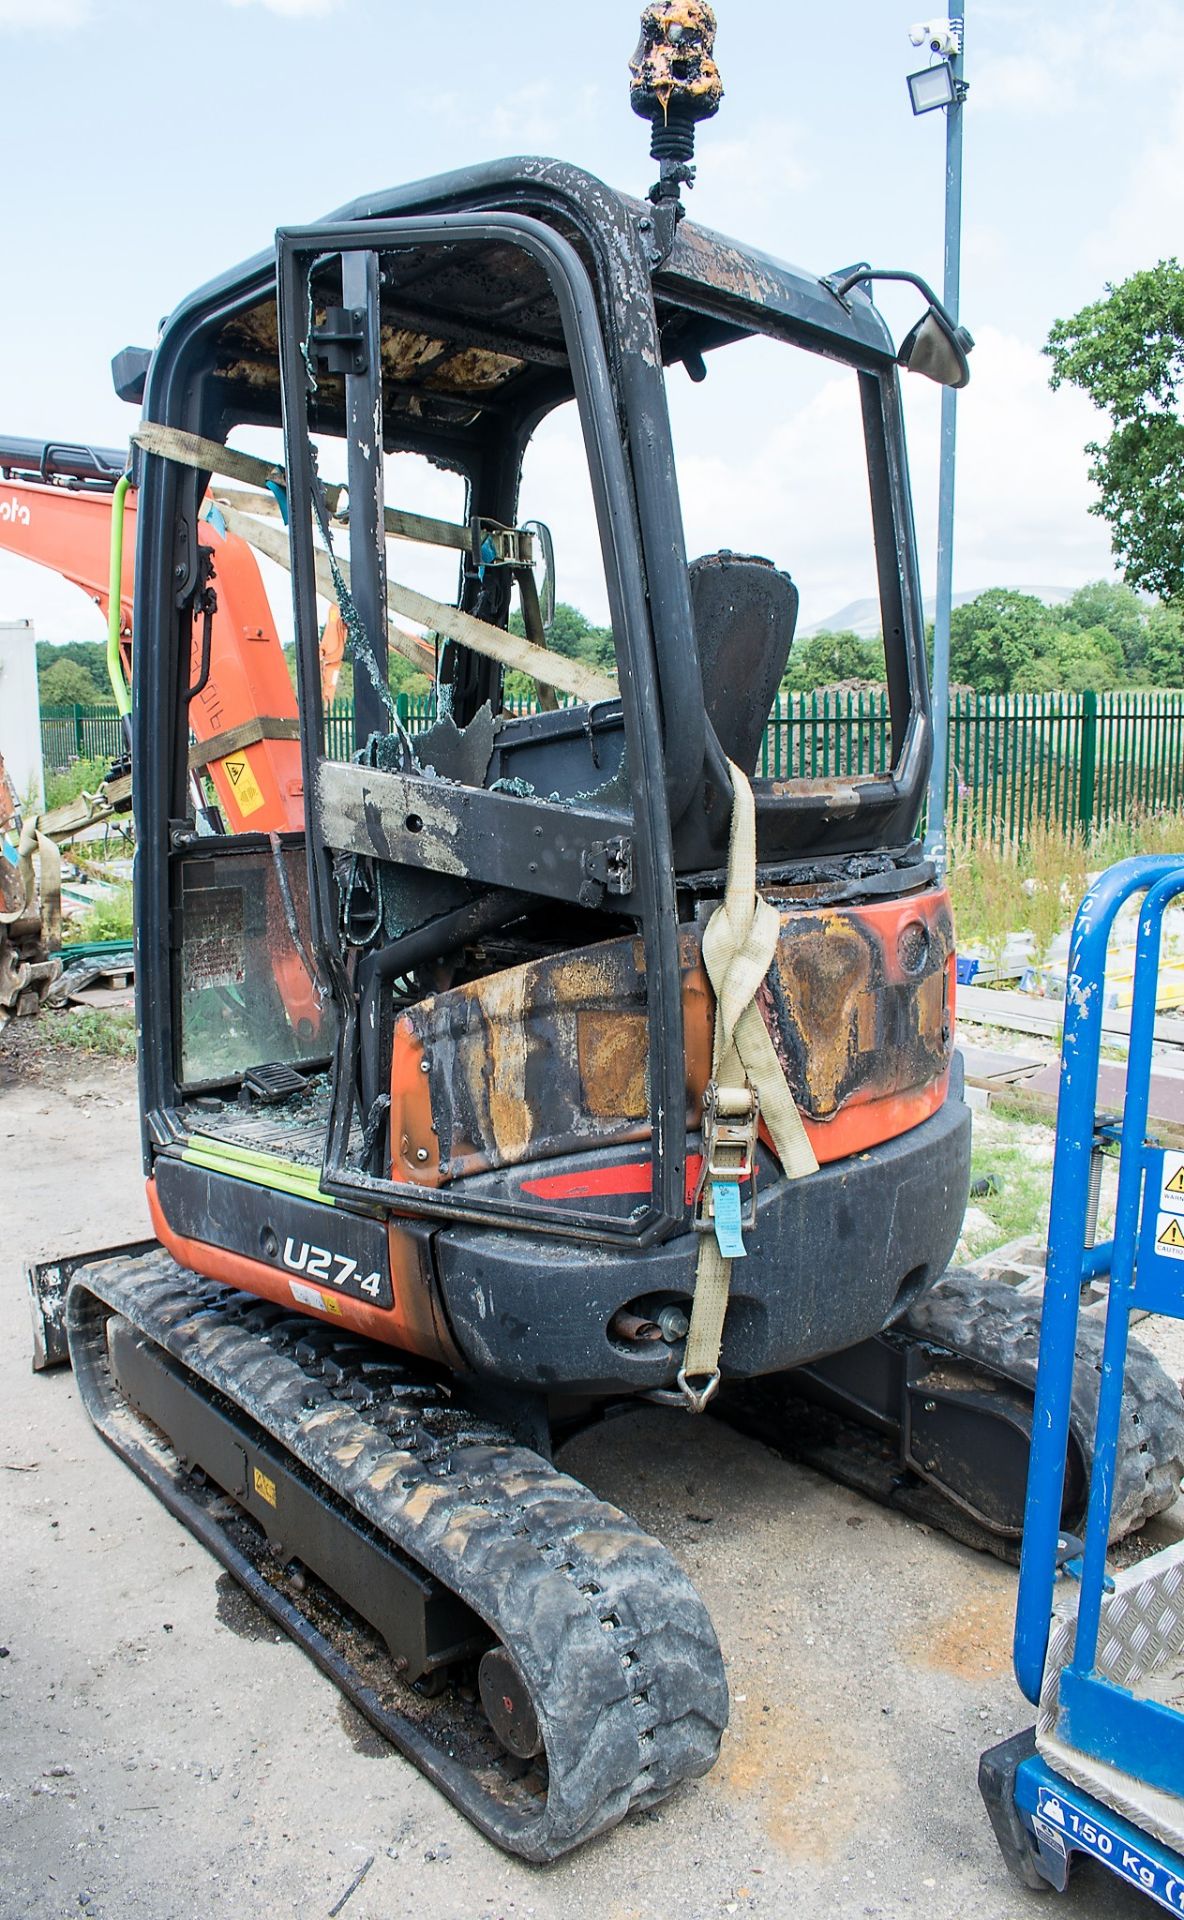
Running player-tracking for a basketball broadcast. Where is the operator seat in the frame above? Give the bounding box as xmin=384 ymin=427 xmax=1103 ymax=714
xmin=689 ymin=551 xmax=798 ymax=777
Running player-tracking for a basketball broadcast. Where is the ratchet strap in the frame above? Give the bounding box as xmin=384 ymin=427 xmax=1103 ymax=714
xmin=679 ymin=758 xmax=818 ymax=1412
xmin=135 ymin=425 xmax=615 ymax=706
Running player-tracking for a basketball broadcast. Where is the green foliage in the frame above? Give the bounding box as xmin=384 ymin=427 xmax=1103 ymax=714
xmin=949 ymin=589 xmax=1051 ymax=693
xmin=1062 ymin=580 xmax=1147 ymax=666
xmin=40 ymin=657 xmax=104 ymax=708
xmin=42 ymin=755 xmax=111 ymax=811
xmin=37 ymin=639 xmax=109 ymax=690
xmin=508 ymin=600 xmax=615 ymax=673
xmin=782 ymin=629 xmax=882 ymax=690
xmin=1046 ymin=261 xmax=1184 ymax=603
xmin=1012 ymin=624 xmax=1125 ymax=694
xmin=77 ymin=881 xmax=134 ymax=943
xmin=962 ymin=1113 xmax=1053 ymax=1258
xmin=1144 ymin=603 xmax=1184 ymax=686
xmin=45 ymin=1006 xmax=137 ymax=1059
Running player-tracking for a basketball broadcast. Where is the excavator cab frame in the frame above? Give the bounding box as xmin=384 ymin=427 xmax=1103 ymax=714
xmin=133 ymin=162 xmax=937 ymax=1254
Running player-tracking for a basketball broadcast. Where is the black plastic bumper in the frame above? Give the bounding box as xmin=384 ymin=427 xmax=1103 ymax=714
xmin=433 ymin=1085 xmax=972 ymax=1395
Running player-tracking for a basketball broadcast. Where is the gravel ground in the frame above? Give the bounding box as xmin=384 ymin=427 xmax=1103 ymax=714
xmin=0 ymin=1034 xmax=1167 ymax=1920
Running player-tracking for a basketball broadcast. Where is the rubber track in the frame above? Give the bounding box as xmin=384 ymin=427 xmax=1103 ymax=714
xmin=901 ymin=1270 xmax=1184 ymax=1542
xmin=65 ymin=1250 xmax=727 ymax=1861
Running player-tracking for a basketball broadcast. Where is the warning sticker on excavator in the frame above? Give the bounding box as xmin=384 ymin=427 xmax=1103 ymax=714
xmin=221 ymin=752 xmax=265 ymax=818
xmin=252 ymin=1466 xmax=277 ymax=1508
xmin=1156 ymin=1214 xmax=1184 ymax=1259
xmin=290 ymin=1277 xmax=343 ymax=1316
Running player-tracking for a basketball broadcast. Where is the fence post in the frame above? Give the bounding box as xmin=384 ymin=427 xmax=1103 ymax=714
xmin=73 ymin=703 xmax=84 ymax=759
xmin=1078 ymin=688 xmax=1098 ymax=837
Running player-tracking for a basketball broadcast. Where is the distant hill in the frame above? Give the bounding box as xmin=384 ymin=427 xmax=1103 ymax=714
xmin=801 ymin=585 xmax=1077 ymax=640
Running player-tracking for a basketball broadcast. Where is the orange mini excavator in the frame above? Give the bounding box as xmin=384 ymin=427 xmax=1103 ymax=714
xmin=25 ymin=3 xmax=1184 ymax=1866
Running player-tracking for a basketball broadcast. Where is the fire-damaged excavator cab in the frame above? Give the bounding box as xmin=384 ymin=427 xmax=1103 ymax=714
xmin=133 ymin=162 xmax=971 ymax=1406
xmin=39 ymin=16 xmax=1184 ymax=1860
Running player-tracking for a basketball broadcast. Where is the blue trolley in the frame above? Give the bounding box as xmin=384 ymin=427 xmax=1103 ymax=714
xmin=982 ymin=855 xmax=1184 ymax=1909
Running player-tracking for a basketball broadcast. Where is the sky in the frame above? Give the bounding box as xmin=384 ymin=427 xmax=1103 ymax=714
xmin=0 ymin=0 xmax=1177 ymax=647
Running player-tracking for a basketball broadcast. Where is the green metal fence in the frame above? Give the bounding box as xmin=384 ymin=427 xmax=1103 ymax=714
xmin=43 ymin=689 xmax=1184 ymax=839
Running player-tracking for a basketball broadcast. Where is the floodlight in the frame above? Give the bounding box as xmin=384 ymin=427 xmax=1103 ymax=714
xmin=907 ymin=61 xmax=956 ymax=114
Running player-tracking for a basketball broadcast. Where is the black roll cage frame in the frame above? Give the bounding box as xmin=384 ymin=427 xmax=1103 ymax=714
xmin=131 ymin=161 xmax=933 ymax=1250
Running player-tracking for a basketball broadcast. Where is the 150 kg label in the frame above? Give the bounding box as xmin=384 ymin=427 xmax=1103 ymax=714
xmin=1036 ymin=1786 xmax=1184 ymax=1912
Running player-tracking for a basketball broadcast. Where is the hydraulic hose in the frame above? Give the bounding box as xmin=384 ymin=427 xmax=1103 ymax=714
xmin=106 ymin=473 xmax=132 ymax=720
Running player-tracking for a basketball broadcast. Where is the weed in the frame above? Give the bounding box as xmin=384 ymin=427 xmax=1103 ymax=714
xmin=1091 ymin=804 xmax=1184 ymax=867
xmin=43 ymin=757 xmax=112 ymax=813
xmin=961 ymin=1111 xmax=1055 ymax=1257
xmin=77 ymin=882 xmax=134 ymax=944
xmin=45 ymin=1006 xmax=137 ymax=1059
xmin=1021 ymin=821 xmax=1089 ymax=969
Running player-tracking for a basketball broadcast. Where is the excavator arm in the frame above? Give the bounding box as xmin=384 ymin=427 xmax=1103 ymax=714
xmin=0 ymin=437 xmax=306 ymax=837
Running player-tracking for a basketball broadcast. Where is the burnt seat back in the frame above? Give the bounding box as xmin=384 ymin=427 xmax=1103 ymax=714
xmin=689 ymin=551 xmax=798 ymax=777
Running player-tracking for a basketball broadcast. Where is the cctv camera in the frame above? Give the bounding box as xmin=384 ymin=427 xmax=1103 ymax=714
xmin=907 ymin=18 xmax=961 ymax=57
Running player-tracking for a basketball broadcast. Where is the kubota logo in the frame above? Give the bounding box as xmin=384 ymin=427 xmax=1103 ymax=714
xmin=0 ymin=497 xmax=30 ymax=525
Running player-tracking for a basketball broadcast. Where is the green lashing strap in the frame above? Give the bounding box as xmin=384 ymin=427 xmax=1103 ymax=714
xmin=679 ymin=759 xmax=819 ymax=1412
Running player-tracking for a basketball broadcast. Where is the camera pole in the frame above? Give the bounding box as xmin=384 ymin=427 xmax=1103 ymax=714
xmin=923 ymin=12 xmax=966 ymax=877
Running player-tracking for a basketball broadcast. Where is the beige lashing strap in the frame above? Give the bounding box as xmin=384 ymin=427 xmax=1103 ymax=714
xmin=135 ymin=425 xmax=617 ymax=706
xmin=679 ymin=758 xmax=818 ymax=1412
xmin=188 ymin=716 xmax=301 ymax=772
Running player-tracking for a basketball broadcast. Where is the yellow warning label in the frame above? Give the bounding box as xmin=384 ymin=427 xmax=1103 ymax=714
xmin=1167 ymin=1168 xmax=1184 ymax=1196
xmin=1157 ymin=1215 xmax=1184 ymax=1256
xmin=221 ymin=752 xmax=265 ymax=818
xmin=252 ymin=1465 xmax=277 ymax=1508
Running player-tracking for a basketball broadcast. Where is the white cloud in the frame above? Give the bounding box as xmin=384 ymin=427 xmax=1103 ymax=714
xmin=904 ymin=324 xmax=1114 ymax=598
xmin=0 ymin=0 xmax=90 ymax=28
xmin=1087 ymin=81 xmax=1184 ymax=280
xmin=972 ymin=51 xmax=1079 ymax=115
xmin=223 ymin=0 xmax=343 ymax=15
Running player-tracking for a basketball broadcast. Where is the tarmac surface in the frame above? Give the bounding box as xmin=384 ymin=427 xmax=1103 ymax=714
xmin=0 ymin=1037 xmax=1167 ymax=1920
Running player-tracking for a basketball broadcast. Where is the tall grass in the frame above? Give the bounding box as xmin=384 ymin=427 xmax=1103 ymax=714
xmin=42 ymin=756 xmax=111 ymax=813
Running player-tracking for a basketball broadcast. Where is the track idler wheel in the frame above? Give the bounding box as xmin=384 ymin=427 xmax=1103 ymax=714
xmin=479 ymin=1646 xmax=544 ymax=1761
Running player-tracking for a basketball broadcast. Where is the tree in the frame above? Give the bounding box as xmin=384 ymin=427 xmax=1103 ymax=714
xmin=1012 ymin=625 xmax=1125 ymax=694
xmin=783 ymin=629 xmax=882 ymax=690
xmin=1046 ymin=261 xmax=1184 ymax=602
xmin=1061 ymin=580 xmax=1147 ymax=675
xmin=1144 ymin=603 xmax=1184 ymax=687
xmin=39 ymin=657 xmax=103 ymax=708
xmin=948 ymin=589 xmax=1053 ymax=693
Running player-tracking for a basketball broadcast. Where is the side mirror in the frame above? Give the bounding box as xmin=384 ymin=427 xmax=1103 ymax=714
xmin=826 ymin=267 xmax=974 ymax=390
xmin=897 ymin=307 xmax=974 ymax=389
xmin=523 ymin=519 xmax=556 ymax=636
xmin=111 ymin=345 xmax=152 ymax=407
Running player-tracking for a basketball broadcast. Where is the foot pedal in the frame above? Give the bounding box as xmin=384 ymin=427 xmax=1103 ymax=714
xmin=240 ymin=1063 xmax=308 ymax=1106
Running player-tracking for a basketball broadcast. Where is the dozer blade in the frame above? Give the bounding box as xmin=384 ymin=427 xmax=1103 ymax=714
xmin=63 ymin=1246 xmax=727 ymax=1862
xmin=718 ymin=1272 xmax=1184 ymax=1560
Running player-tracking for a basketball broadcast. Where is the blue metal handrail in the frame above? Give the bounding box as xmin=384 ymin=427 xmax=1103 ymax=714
xmin=1014 ymin=854 xmax=1184 ymax=1706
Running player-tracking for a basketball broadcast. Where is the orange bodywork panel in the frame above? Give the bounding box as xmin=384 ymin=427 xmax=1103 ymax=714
xmin=0 ymin=475 xmax=303 ymax=834
xmin=146 ymin=1177 xmax=462 ymax=1366
xmin=388 ymin=886 xmax=956 ymax=1188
